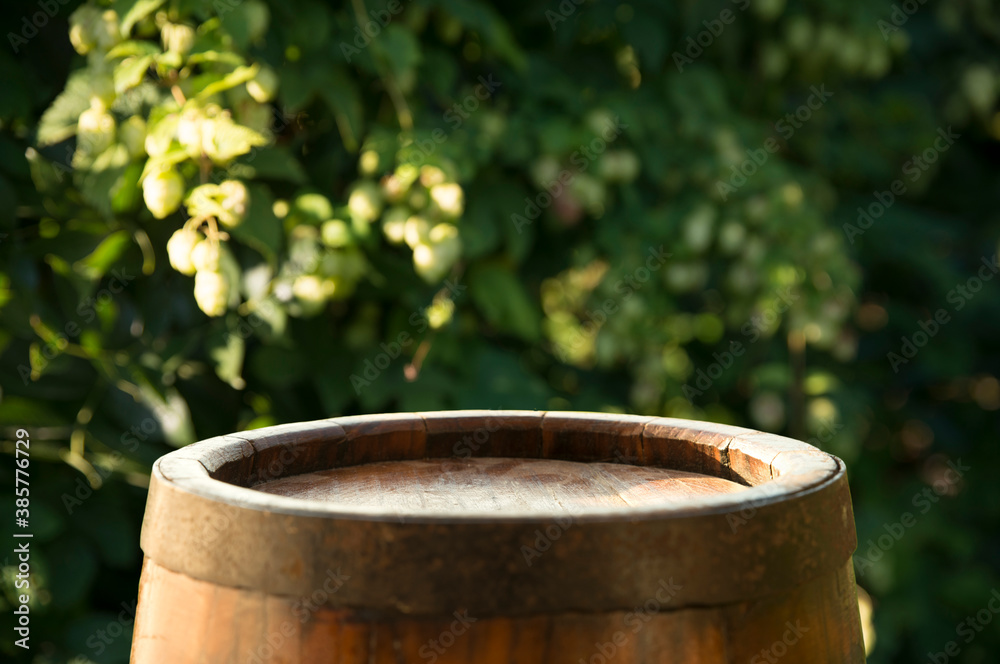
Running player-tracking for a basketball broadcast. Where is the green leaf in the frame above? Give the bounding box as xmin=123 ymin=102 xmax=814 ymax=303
xmin=194 ymin=64 xmax=259 ymax=100
xmin=0 ymin=396 xmax=67 ymax=426
xmin=117 ymin=0 xmax=168 ymax=37
xmin=469 ymin=262 xmax=541 ymax=341
xmin=140 ymin=146 xmax=189 ymax=180
xmin=207 ymin=320 xmax=246 ymax=388
xmin=76 ymin=145 xmax=132 ymax=219
xmin=106 ymin=40 xmax=162 ymax=59
xmin=186 ymin=50 xmax=246 ymax=67
xmin=36 ymin=71 xmax=92 ymax=146
xmin=114 ymin=55 xmax=154 ymax=94
xmin=460 ymin=194 xmax=501 ymax=259
xmin=229 ymin=146 xmax=307 ymax=184
xmin=219 ymin=0 xmax=271 ymax=50
xmin=111 ymin=161 xmax=144 ymax=213
xmin=378 ymin=24 xmax=422 ymax=79
xmin=134 ymin=383 xmax=196 ymax=447
xmin=27 ymin=148 xmax=72 ymax=200
xmin=205 ymin=117 xmax=270 ymax=162
xmin=319 ymin=67 xmax=364 ymax=152
xmin=75 ymin=230 xmax=131 ymax=279
xmin=430 ymin=0 xmax=526 ymax=70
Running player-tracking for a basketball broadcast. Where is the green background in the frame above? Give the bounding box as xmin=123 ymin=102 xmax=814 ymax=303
xmin=1 ymin=0 xmax=999 ymax=662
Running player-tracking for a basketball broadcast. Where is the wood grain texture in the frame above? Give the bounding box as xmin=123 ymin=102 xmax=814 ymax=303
xmin=132 ymin=558 xmax=863 ymax=663
xmin=139 ymin=412 xmax=852 ymax=612
xmin=253 ymin=458 xmax=749 ymax=516
xmin=134 ymin=411 xmax=864 ymax=663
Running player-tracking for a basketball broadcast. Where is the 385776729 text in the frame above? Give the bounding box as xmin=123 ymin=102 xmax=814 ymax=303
xmin=12 ymin=427 xmax=32 ymax=650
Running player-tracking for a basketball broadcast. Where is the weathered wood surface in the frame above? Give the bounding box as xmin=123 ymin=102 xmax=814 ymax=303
xmin=132 ymin=558 xmax=863 ymax=663
xmin=253 ymin=458 xmax=749 ymax=515
xmin=132 ymin=411 xmax=865 ymax=663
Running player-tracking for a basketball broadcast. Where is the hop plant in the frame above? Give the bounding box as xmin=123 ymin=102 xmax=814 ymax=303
xmin=247 ymin=67 xmax=279 ymax=103
xmin=429 ymin=183 xmax=464 ymax=218
xmin=292 ymin=275 xmax=336 ymax=316
xmin=120 ymin=116 xmax=147 ymax=159
xmin=426 ymin=297 xmax=456 ymax=329
xmin=413 ymin=223 xmax=461 ymax=282
xmin=190 ymin=241 xmax=221 ymax=273
xmin=177 ymin=107 xmax=207 ymax=158
xmin=381 ymin=207 xmax=410 ymax=244
xmin=218 ymin=181 xmax=249 ymax=227
xmin=348 ymin=181 xmax=384 ymax=222
xmin=166 ymin=229 xmax=201 ymax=275
xmin=77 ymin=100 xmax=116 ymax=157
xmin=420 ymin=165 xmax=448 ymax=187
xmin=404 ymin=215 xmax=431 ymax=249
xmin=39 ymin=0 xmax=309 ymax=323
xmin=68 ymin=6 xmax=119 ymax=55
xmin=193 ymin=270 xmax=229 ymax=317
xmin=321 ymin=220 xmax=352 ymax=248
xmin=598 ymin=150 xmax=641 ymax=183
xmin=359 ymin=150 xmax=380 ymax=176
xmin=162 ymin=23 xmax=196 ymax=56
xmin=142 ymin=169 xmax=185 ymax=219
xmin=185 ymin=181 xmax=249 ymax=228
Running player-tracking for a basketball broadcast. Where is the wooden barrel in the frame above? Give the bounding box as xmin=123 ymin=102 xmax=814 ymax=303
xmin=131 ymin=411 xmax=865 ymax=663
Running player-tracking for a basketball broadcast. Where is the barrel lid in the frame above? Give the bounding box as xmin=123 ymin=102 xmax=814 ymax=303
xmin=140 ymin=411 xmax=856 ymax=616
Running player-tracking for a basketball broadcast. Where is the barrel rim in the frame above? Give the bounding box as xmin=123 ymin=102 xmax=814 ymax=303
xmin=139 ymin=411 xmax=857 ymax=615
xmin=150 ymin=410 xmax=840 ymax=524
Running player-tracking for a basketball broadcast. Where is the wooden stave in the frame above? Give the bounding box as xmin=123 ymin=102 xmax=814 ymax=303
xmin=131 ymin=558 xmax=866 ymax=663
xmin=138 ymin=411 xmax=858 ymax=617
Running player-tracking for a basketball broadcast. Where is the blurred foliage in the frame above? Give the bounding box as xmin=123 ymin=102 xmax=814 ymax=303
xmin=0 ymin=0 xmax=999 ymax=661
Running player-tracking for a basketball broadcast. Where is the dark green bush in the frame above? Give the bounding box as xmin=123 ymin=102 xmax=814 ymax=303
xmin=1 ymin=0 xmax=998 ymax=661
